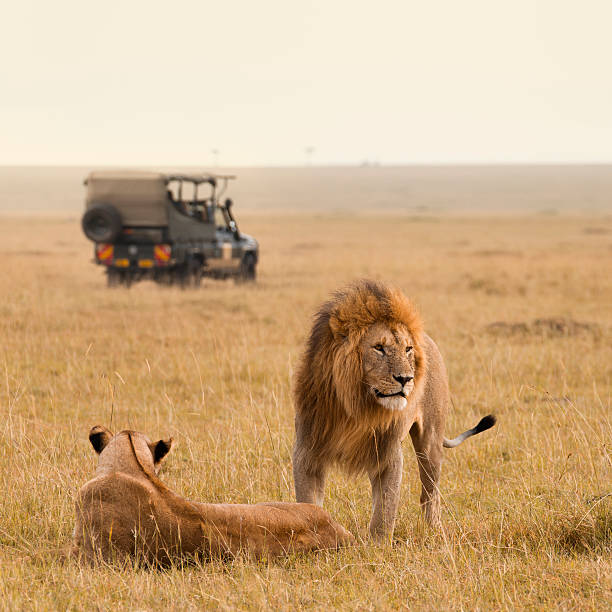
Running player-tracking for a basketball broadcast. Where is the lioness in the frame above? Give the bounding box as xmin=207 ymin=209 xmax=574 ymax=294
xmin=293 ymin=280 xmax=496 ymax=538
xmin=73 ymin=426 xmax=354 ymax=564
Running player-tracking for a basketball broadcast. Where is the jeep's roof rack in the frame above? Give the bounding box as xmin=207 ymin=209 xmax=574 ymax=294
xmin=164 ymin=173 xmax=216 ymax=186
xmin=84 ymin=171 xmax=237 ymax=187
xmin=164 ymin=173 xmax=237 ymax=187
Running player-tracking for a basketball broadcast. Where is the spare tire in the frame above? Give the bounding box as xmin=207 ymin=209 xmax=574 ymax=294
xmin=82 ymin=204 xmax=122 ymax=242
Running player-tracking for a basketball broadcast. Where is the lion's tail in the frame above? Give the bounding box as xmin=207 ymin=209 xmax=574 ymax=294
xmin=443 ymin=414 xmax=496 ymax=448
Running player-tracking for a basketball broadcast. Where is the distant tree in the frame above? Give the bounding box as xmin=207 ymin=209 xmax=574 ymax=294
xmin=304 ymin=146 xmax=315 ymax=165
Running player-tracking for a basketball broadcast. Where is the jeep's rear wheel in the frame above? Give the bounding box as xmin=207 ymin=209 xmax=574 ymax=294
xmin=172 ymin=264 xmax=190 ymax=289
xmin=82 ymin=204 xmax=122 ymax=242
xmin=106 ymin=268 xmax=120 ymax=287
xmin=192 ymin=255 xmax=204 ymax=288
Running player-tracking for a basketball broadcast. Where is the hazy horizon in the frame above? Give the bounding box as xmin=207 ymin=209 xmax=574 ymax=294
xmin=2 ymin=164 xmax=611 ymax=216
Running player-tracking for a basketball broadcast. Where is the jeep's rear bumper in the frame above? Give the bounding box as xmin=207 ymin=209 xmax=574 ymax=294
xmin=95 ymin=243 xmax=172 ymax=268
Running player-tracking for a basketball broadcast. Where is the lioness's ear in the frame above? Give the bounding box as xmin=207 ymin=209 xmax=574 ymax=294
xmin=89 ymin=425 xmax=113 ymax=454
xmin=151 ymin=438 xmax=173 ymax=463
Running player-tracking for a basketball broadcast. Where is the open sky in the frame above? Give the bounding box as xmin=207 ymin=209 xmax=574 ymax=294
xmin=2 ymin=0 xmax=611 ymax=165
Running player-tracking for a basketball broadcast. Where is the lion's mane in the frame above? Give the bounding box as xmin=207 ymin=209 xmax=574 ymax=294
xmin=293 ymin=280 xmax=426 ymax=475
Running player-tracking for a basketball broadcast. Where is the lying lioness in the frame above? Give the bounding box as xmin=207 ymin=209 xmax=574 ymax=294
xmin=73 ymin=426 xmax=354 ymax=564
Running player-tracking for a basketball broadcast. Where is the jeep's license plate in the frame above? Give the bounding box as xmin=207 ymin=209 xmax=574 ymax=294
xmin=114 ymin=259 xmax=130 ymax=268
xmin=138 ymin=259 xmax=154 ymax=268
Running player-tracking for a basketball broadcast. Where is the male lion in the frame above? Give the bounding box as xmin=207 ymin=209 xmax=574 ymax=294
xmin=293 ymin=280 xmax=496 ymax=538
xmin=73 ymin=426 xmax=353 ymax=564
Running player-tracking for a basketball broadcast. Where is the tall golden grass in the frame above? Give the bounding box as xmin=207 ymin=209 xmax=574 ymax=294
xmin=0 ymin=212 xmax=610 ymax=609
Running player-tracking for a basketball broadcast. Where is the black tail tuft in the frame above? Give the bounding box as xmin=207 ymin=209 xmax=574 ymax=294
xmin=475 ymin=414 xmax=496 ymax=433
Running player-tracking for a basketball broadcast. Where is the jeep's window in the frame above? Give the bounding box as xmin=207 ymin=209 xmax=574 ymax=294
xmin=214 ymin=206 xmax=228 ymax=229
xmin=166 ymin=181 xmax=213 ymax=221
xmin=167 ymin=182 xmax=179 ymax=200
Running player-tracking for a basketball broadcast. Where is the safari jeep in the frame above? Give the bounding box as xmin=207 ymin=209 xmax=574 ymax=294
xmin=81 ymin=171 xmax=259 ymax=287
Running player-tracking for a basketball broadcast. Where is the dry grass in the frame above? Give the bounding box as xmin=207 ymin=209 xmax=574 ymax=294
xmin=0 ymin=211 xmax=611 ymax=610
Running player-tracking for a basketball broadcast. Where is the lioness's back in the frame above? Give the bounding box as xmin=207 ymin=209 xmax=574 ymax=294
xmin=75 ymin=473 xmax=168 ymax=562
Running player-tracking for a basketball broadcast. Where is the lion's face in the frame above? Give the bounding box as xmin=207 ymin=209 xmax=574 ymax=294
xmin=360 ymin=322 xmax=416 ymax=411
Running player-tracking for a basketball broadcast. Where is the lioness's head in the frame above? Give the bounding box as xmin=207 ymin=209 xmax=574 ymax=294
xmin=301 ymin=279 xmax=426 ymax=418
xmin=89 ymin=425 xmax=173 ymax=475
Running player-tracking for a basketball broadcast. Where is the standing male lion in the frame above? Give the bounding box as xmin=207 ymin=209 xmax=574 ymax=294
xmin=293 ymin=280 xmax=495 ymax=538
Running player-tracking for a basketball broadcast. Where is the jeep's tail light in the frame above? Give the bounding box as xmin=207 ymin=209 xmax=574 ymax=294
xmin=154 ymin=244 xmax=171 ymax=265
xmin=96 ymin=243 xmax=113 ymax=264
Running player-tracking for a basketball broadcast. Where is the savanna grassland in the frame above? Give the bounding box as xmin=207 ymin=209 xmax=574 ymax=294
xmin=0 ymin=173 xmax=611 ymax=610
